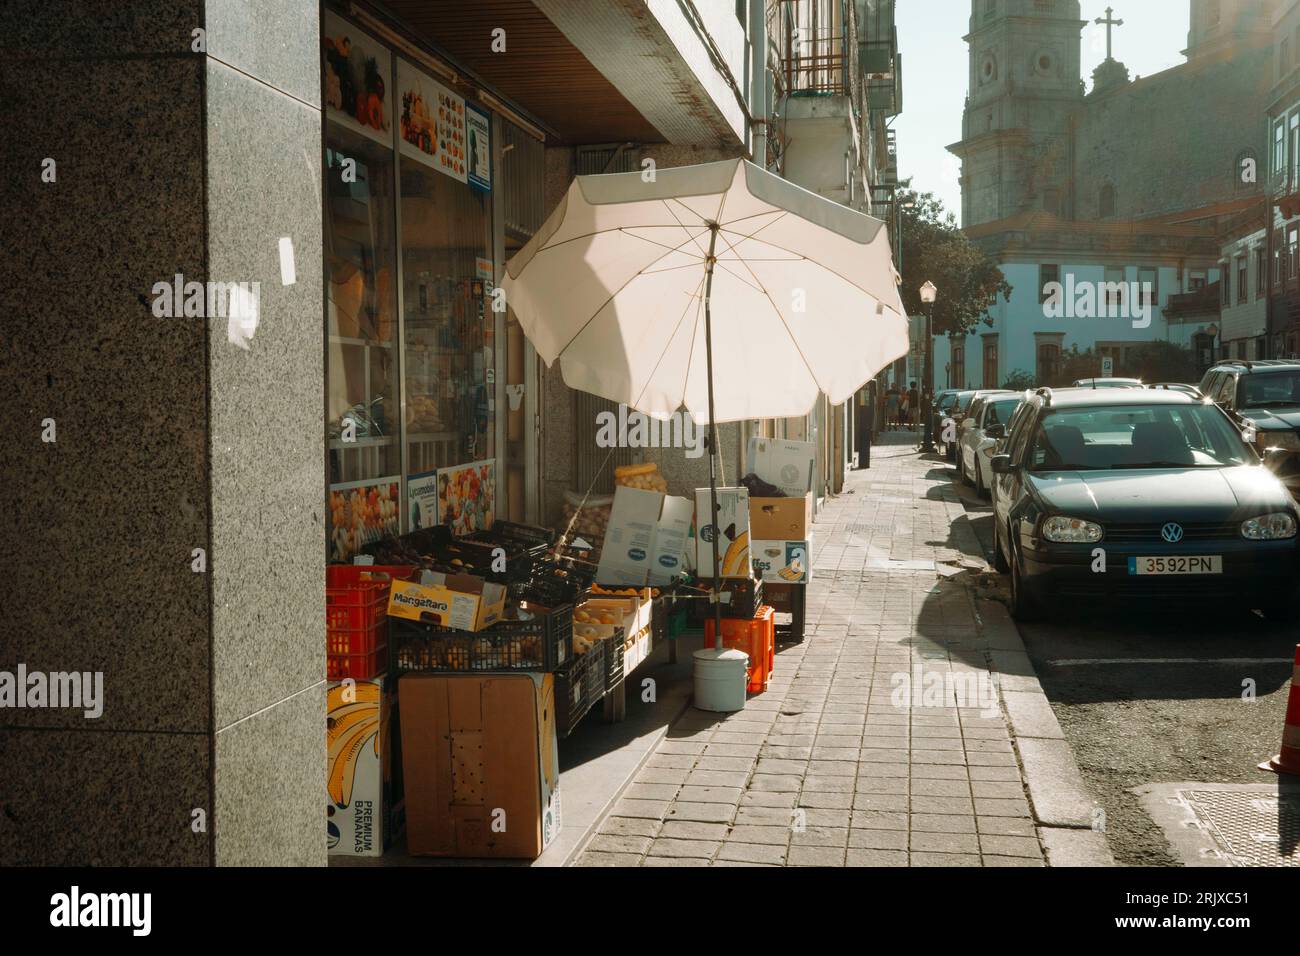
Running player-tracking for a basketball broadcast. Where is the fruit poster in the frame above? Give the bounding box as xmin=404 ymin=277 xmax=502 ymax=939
xmin=406 ymin=469 xmax=440 ymax=530
xmin=329 ymin=477 xmax=400 ymax=562
xmin=398 ymin=59 xmax=468 ymax=182
xmin=322 ymin=12 xmax=392 ymax=149
xmin=466 ymin=104 xmax=491 ymax=192
xmin=436 ymin=459 xmax=495 ymax=534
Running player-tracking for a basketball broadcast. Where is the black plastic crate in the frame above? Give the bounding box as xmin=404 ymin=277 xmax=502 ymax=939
xmin=464 ymin=520 xmax=556 ymax=552
xmin=555 ymin=639 xmax=607 ymax=737
xmin=764 ymin=582 xmax=806 ymax=644
xmin=389 ymin=603 xmax=573 ymax=674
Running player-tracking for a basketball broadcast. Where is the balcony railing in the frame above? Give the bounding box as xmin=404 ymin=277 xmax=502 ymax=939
xmin=782 ymin=46 xmax=848 ymax=94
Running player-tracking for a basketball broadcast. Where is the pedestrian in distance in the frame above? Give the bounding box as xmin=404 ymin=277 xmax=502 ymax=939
xmin=886 ymin=383 xmax=900 ymax=429
xmin=907 ymin=381 xmax=920 ymax=432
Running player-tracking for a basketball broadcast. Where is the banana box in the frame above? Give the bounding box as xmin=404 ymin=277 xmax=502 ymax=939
xmin=327 ymin=676 xmax=403 ymax=857
xmin=694 ymin=487 xmax=750 ymax=578
xmin=387 ymin=571 xmax=505 ymax=630
xmin=751 ymin=539 xmax=811 ymax=584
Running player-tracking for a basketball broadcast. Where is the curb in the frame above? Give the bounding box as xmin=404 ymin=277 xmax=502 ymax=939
xmin=973 ymin=597 xmax=1116 ymax=866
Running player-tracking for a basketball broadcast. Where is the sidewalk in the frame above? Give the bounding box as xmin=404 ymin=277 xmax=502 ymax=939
xmin=575 ymin=432 xmax=1110 ymax=867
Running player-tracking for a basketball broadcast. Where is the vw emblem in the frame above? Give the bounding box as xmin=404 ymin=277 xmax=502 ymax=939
xmin=1160 ymin=522 xmax=1184 ymax=544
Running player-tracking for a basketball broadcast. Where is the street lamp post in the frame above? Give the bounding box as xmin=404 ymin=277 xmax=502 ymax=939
xmin=919 ymin=281 xmax=938 ymax=454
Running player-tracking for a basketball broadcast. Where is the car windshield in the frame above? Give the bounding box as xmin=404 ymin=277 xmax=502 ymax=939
xmin=1027 ymin=404 xmax=1251 ymax=471
xmin=1242 ymin=370 xmax=1300 ymax=407
xmin=983 ymin=398 xmax=1021 ymax=428
xmin=937 ymin=393 xmax=960 ymax=411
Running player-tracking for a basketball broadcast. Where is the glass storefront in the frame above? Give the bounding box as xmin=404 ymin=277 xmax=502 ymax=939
xmin=323 ymin=8 xmax=497 ymax=560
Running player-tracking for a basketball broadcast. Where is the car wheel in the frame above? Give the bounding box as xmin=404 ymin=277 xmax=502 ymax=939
xmin=993 ymin=519 xmax=1010 ymax=573
xmin=974 ymin=459 xmax=987 ymax=497
xmin=1009 ymin=538 xmax=1040 ymax=622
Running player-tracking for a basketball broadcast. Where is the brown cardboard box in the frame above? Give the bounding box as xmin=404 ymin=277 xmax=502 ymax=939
xmin=398 ymin=672 xmax=561 ymax=859
xmin=387 ymin=571 xmax=506 ymax=630
xmin=749 ymin=493 xmax=812 ymax=540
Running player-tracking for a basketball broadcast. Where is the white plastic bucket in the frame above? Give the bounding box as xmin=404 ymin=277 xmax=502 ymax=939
xmin=693 ymin=647 xmax=749 ymax=712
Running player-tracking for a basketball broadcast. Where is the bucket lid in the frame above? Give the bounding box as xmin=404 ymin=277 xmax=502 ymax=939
xmin=693 ymin=647 xmax=749 ymax=663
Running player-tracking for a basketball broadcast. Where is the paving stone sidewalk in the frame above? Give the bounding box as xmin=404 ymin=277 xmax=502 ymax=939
xmin=577 ymin=433 xmax=1053 ymax=867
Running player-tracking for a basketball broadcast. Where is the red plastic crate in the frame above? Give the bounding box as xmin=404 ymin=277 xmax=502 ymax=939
xmin=326 ymin=565 xmax=416 ymax=681
xmin=704 ymin=606 xmax=775 ymax=693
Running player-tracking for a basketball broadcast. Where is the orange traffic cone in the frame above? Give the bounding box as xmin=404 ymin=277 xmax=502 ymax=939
xmin=1259 ymin=645 xmax=1300 ymax=776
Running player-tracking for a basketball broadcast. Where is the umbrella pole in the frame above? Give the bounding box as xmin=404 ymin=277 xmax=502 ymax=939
xmin=703 ymin=223 xmax=724 ymax=652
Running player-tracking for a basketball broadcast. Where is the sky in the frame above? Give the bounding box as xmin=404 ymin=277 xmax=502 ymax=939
xmin=893 ymin=0 xmax=1193 ymax=222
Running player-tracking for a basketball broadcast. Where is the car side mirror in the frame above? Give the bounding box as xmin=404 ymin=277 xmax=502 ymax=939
xmin=986 ymin=423 xmax=1006 ymax=439
xmin=1263 ymin=447 xmax=1292 ymax=471
xmin=991 ymin=454 xmax=1012 ymax=475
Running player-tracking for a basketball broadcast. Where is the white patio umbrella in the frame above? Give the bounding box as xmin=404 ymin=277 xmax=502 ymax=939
xmin=502 ymin=158 xmax=908 ymax=658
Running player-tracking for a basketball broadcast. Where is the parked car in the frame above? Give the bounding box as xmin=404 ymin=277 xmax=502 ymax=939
xmin=989 ymin=387 xmax=1300 ymax=621
xmin=1147 ymin=382 xmax=1203 ymax=398
xmin=1198 ymin=360 xmax=1300 ymax=494
xmin=1071 ymin=377 xmax=1144 ymax=388
xmin=952 ymin=389 xmax=1016 ymax=468
xmin=940 ymin=389 xmax=978 ymax=460
xmin=931 ymin=389 xmax=965 ymax=458
xmin=958 ymin=392 xmax=1027 ymax=497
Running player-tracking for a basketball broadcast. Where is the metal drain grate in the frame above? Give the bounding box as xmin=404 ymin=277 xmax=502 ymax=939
xmin=1183 ymin=789 xmax=1300 ymax=867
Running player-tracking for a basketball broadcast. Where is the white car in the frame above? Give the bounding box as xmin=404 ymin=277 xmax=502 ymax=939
xmin=958 ymin=393 xmax=1026 ymax=497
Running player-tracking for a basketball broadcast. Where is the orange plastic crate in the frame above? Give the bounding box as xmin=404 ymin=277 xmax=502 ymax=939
xmin=326 ymin=565 xmax=416 ymax=681
xmin=703 ymin=605 xmax=775 ymax=693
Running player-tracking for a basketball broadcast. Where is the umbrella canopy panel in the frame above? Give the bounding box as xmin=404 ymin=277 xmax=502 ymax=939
xmin=503 ymin=159 xmax=909 ymax=424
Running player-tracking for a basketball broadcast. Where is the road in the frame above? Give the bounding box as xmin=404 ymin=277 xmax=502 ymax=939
xmin=949 ymin=459 xmax=1297 ymax=865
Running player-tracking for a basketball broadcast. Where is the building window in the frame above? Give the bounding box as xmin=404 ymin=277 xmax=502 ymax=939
xmin=1237 ymin=256 xmax=1248 ymax=304
xmin=1237 ymin=341 xmax=1247 ymax=360
xmin=1189 ymin=270 xmax=1207 ymax=291
xmin=983 ymin=337 xmax=999 ymax=390
xmin=1258 ymin=335 xmax=1269 ymax=359
xmin=951 ymin=341 xmax=966 ymax=389
xmin=1039 ymin=263 xmax=1060 ymax=303
xmin=1104 ymin=266 xmax=1125 ymax=310
xmin=1276 ymin=122 xmax=1287 ymax=183
xmin=1099 ymin=184 xmax=1115 ymax=219
xmin=1036 ymin=342 xmax=1061 ymax=385
xmin=1208 ymin=0 xmax=1221 ymax=25
xmin=1221 ymin=263 xmax=1231 ymax=305
xmin=1138 ymin=267 xmax=1157 ymax=307
xmin=1257 ymin=247 xmax=1267 ymax=298
xmin=1290 ymin=225 xmax=1299 ymax=281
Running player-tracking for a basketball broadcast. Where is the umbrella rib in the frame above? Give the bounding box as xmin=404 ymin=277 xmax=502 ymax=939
xmin=709 ymin=226 xmax=825 ymax=394
xmin=718 ymin=226 xmax=901 ymax=307
xmin=552 ymin=235 xmax=706 ymax=361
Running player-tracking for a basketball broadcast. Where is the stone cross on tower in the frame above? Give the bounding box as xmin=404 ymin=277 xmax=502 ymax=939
xmin=1095 ymin=6 xmax=1124 ymax=61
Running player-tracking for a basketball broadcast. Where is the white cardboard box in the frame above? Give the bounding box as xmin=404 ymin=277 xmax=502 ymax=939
xmin=694 ymin=486 xmax=751 ymax=578
xmin=597 ymin=486 xmax=692 ymax=586
xmin=751 ymin=539 xmax=811 ymax=584
xmin=747 ymin=437 xmax=816 ymax=498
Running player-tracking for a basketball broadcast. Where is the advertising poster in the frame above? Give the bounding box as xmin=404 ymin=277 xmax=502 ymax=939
xmin=437 ymin=459 xmax=496 ymax=534
xmin=466 ymin=103 xmax=491 ymax=192
xmin=398 ymin=58 xmax=467 ymax=182
xmin=322 ymin=12 xmax=392 ymax=149
xmin=406 ymin=469 xmax=440 ymax=530
xmin=329 ymin=477 xmax=400 ymax=562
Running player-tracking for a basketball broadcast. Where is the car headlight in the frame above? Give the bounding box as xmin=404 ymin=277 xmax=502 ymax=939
xmin=1258 ymin=430 xmax=1300 ymax=453
xmin=1041 ymin=516 xmax=1104 ymax=543
xmin=1240 ymin=513 xmax=1297 ymax=540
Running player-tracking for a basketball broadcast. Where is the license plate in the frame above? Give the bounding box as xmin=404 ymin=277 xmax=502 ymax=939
xmin=1127 ymin=555 xmax=1222 ymax=575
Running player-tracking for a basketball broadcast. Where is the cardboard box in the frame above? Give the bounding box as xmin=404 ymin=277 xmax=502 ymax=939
xmin=399 ymin=672 xmax=560 ymax=859
xmin=597 ymin=486 xmax=692 ymax=586
xmin=695 ymin=486 xmax=751 ymax=578
xmin=386 ymin=571 xmax=505 ymax=630
xmin=749 ymin=493 xmax=812 ymax=540
xmin=327 ymin=676 xmax=403 ymax=857
xmin=747 ymin=437 xmax=816 ymax=498
xmin=752 ymin=539 xmax=811 ymax=584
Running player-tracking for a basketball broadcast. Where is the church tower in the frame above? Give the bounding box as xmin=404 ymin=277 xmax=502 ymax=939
xmin=1185 ymin=0 xmax=1277 ymax=63
xmin=949 ymin=0 xmax=1086 ymax=227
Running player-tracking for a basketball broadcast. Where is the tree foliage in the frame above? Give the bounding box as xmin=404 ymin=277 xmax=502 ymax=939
xmin=896 ymin=181 xmax=1012 ymax=338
